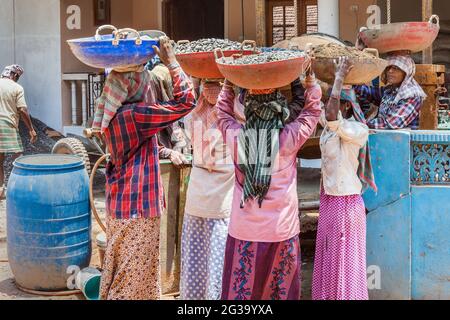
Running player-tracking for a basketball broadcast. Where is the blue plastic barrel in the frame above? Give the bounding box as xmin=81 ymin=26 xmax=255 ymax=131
xmin=7 ymin=154 xmax=91 ymax=291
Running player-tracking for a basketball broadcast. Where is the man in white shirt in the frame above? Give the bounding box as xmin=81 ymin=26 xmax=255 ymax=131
xmin=0 ymin=65 xmax=37 ymax=199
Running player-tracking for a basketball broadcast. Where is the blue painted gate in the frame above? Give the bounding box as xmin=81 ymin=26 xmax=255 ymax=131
xmin=364 ymin=130 xmax=450 ymax=300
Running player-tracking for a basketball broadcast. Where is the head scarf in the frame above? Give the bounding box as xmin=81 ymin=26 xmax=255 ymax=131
xmin=238 ymin=91 xmax=290 ymax=208
xmin=190 ymin=81 xmax=222 ymax=167
xmin=381 ymin=55 xmax=427 ymax=105
xmin=92 ymin=70 xmax=162 ymax=132
xmin=340 ymin=88 xmax=378 ymax=193
xmin=1 ymin=65 xmax=24 ymax=79
xmin=191 ymin=81 xmax=222 ymax=134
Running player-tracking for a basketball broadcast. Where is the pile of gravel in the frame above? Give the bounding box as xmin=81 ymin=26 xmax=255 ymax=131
xmin=313 ymin=43 xmax=377 ymax=59
xmin=258 ymin=47 xmax=289 ymax=53
xmin=222 ymin=51 xmax=305 ymax=65
xmin=175 ymin=38 xmax=247 ymax=54
xmin=3 ymin=118 xmax=58 ymax=185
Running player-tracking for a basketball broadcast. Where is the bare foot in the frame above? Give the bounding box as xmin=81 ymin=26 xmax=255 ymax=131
xmin=0 ymin=187 xmax=6 ymax=200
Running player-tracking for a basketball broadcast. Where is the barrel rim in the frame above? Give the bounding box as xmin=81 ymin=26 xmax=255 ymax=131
xmin=13 ymin=154 xmax=85 ymax=171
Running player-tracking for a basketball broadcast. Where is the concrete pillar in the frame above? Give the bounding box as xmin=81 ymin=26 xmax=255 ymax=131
xmin=318 ymin=0 xmax=339 ymax=37
xmin=71 ymin=81 xmax=77 ymax=125
xmin=0 ymin=0 xmax=14 ymax=68
xmin=81 ymin=81 xmax=87 ymax=126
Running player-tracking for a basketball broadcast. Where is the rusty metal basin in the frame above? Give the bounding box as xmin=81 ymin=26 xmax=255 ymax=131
xmin=359 ymin=15 xmax=440 ymax=54
xmin=175 ymin=40 xmax=257 ymax=79
xmin=312 ymin=48 xmax=388 ymax=85
xmin=176 ymin=50 xmax=257 ymax=79
xmin=216 ymin=52 xmax=310 ymax=90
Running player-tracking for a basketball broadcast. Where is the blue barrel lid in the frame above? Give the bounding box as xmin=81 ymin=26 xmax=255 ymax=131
xmin=14 ymin=154 xmax=85 ymax=171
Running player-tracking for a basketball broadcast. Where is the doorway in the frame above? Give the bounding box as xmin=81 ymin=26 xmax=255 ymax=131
xmin=162 ymin=0 xmax=225 ymax=41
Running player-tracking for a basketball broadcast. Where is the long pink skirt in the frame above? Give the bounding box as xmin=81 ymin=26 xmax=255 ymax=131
xmin=312 ymin=191 xmax=369 ymax=300
xmin=221 ymin=235 xmax=301 ymax=301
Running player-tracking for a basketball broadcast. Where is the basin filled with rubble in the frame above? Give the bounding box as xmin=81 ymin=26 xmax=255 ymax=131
xmin=215 ymin=50 xmax=309 ymax=90
xmin=311 ymin=43 xmax=388 ymax=85
xmin=175 ymin=38 xmax=256 ymax=79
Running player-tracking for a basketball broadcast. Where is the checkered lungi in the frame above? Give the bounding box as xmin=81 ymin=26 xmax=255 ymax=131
xmin=0 ymin=119 xmax=23 ymax=153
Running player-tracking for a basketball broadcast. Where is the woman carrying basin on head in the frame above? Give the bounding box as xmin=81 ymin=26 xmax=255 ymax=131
xmin=216 ymin=68 xmax=322 ymax=300
xmin=313 ymin=57 xmax=377 ymax=301
xmin=354 ymin=53 xmax=426 ymax=130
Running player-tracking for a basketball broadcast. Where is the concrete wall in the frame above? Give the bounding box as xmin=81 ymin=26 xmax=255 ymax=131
xmin=227 ymin=0 xmax=257 ymax=41
xmin=133 ymin=0 xmax=160 ymax=31
xmin=339 ymin=0 xmax=376 ymax=43
xmin=378 ymin=0 xmax=421 ymax=23
xmin=435 ymin=0 xmax=450 ymax=20
xmin=0 ymin=0 xmax=15 ymax=69
xmin=318 ymin=0 xmax=339 ymax=37
xmin=5 ymin=0 xmax=63 ymax=132
xmin=61 ymin=0 xmax=140 ymax=73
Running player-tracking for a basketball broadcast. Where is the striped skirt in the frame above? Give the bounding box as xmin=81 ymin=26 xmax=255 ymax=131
xmin=100 ymin=216 xmax=161 ymax=300
xmin=312 ymin=191 xmax=369 ymax=300
xmin=0 ymin=120 xmax=23 ymax=153
xmin=221 ymin=235 xmax=301 ymax=301
xmin=180 ymin=214 xmax=229 ymax=300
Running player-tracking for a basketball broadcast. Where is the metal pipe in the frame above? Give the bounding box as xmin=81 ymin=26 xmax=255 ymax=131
xmin=89 ymin=154 xmax=108 ymax=233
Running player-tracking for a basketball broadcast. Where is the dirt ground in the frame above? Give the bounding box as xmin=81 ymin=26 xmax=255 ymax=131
xmin=0 ymin=117 xmax=321 ymax=300
xmin=0 ymin=209 xmax=317 ymax=300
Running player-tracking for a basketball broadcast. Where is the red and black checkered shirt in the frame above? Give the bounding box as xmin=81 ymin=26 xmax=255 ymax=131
xmin=103 ymin=66 xmax=195 ymax=220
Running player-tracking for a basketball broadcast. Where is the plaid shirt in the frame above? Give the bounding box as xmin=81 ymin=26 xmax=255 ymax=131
xmin=103 ymin=66 xmax=195 ymax=220
xmin=355 ymin=85 xmax=422 ymax=130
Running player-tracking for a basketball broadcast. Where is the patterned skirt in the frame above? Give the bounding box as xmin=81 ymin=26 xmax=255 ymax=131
xmin=312 ymin=190 xmax=369 ymax=300
xmin=180 ymin=214 xmax=229 ymax=300
xmin=221 ymin=235 xmax=301 ymax=301
xmin=100 ymin=216 xmax=161 ymax=300
xmin=0 ymin=120 xmax=23 ymax=153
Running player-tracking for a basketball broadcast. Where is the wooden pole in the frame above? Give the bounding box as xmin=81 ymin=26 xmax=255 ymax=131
xmin=416 ymin=64 xmax=445 ymax=130
xmin=255 ymin=0 xmax=266 ymax=47
xmin=294 ymin=0 xmax=299 ymax=37
xmin=387 ymin=0 xmax=391 ymax=24
xmin=422 ymin=0 xmax=433 ymax=64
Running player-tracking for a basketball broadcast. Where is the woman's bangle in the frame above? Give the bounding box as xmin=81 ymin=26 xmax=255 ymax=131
xmin=167 ymin=62 xmax=180 ymax=70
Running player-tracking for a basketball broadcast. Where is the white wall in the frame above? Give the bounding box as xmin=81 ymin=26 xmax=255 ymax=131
xmin=318 ymin=0 xmax=339 ymax=37
xmin=1 ymin=0 xmax=62 ymax=131
xmin=14 ymin=0 xmax=62 ymax=131
xmin=0 ymin=0 xmax=15 ymax=69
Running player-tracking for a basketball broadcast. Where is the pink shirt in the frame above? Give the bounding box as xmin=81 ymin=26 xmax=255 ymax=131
xmin=216 ymin=85 xmax=322 ymax=242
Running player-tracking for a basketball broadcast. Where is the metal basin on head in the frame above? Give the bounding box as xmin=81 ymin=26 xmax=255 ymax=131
xmin=175 ymin=40 xmax=257 ymax=79
xmin=216 ymin=51 xmax=311 ymax=90
xmin=68 ymin=25 xmax=159 ymax=69
xmin=313 ymin=48 xmax=388 ymax=85
xmin=359 ymin=15 xmax=440 ymax=54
